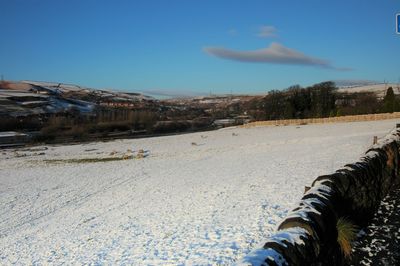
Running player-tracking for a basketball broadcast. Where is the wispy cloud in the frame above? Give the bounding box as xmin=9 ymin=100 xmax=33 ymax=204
xmin=203 ymin=42 xmax=351 ymax=70
xmin=257 ymin=25 xmax=277 ymax=38
xmin=228 ymin=28 xmax=238 ymax=36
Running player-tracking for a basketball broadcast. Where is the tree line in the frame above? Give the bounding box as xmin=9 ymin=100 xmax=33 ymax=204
xmin=243 ymin=82 xmax=400 ymax=121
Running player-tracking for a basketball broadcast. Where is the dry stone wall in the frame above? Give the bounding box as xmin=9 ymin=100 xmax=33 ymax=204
xmin=240 ymin=128 xmax=400 ymax=266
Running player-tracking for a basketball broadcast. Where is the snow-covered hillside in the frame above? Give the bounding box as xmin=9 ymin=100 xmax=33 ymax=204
xmin=337 ymin=83 xmax=400 ymax=98
xmin=0 ymin=120 xmax=398 ymax=264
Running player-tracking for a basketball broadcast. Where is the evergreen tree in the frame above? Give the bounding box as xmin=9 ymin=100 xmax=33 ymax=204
xmin=382 ymin=87 xmax=395 ymax=113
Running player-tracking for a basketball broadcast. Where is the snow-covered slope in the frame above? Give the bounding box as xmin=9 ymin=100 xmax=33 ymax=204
xmin=0 ymin=120 xmax=398 ymax=264
xmin=21 ymin=80 xmax=155 ymax=101
xmin=337 ymin=83 xmax=400 ymax=98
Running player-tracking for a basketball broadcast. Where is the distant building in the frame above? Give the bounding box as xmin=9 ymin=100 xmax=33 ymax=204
xmin=335 ymin=98 xmax=356 ymax=107
xmin=234 ymin=115 xmax=252 ymax=124
xmin=213 ymin=119 xmax=236 ymax=128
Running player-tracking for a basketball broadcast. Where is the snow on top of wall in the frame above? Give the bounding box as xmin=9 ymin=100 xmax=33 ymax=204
xmin=239 ymin=248 xmax=287 ymax=266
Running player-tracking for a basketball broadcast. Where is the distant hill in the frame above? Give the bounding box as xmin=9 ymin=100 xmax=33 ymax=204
xmin=0 ymin=80 xmax=156 ymax=117
xmin=2 ymin=79 xmax=400 ymax=144
xmin=337 ymin=83 xmax=400 ymax=98
xmin=0 ymin=80 xmax=215 ymax=139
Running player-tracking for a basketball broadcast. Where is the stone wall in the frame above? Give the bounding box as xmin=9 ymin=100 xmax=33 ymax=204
xmin=240 ymin=128 xmax=400 ymax=266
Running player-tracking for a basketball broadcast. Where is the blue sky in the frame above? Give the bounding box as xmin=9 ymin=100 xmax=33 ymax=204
xmin=1 ymin=0 xmax=399 ymax=96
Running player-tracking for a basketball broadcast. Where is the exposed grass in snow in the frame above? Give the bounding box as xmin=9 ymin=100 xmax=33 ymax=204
xmin=337 ymin=217 xmax=358 ymax=259
xmin=41 ymin=151 xmax=149 ymax=164
xmin=43 ymin=157 xmax=128 ymax=164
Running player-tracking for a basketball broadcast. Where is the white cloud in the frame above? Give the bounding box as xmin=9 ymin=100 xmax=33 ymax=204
xmin=204 ymin=42 xmax=351 ymax=70
xmin=257 ymin=25 xmax=277 ymax=38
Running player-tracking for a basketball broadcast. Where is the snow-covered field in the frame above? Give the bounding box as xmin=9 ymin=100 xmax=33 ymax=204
xmin=0 ymin=120 xmax=398 ymax=265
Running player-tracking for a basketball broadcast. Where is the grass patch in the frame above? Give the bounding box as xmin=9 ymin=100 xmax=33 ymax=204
xmin=43 ymin=157 xmax=130 ymax=164
xmin=337 ymin=217 xmax=358 ymax=259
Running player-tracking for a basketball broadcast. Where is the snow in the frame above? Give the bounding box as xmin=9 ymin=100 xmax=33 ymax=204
xmin=337 ymin=83 xmax=400 ymax=97
xmin=239 ymin=248 xmax=287 ymax=266
xmin=0 ymin=131 xmax=28 ymax=138
xmin=0 ymin=90 xmax=49 ymax=98
xmin=0 ymin=119 xmax=398 ymax=264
